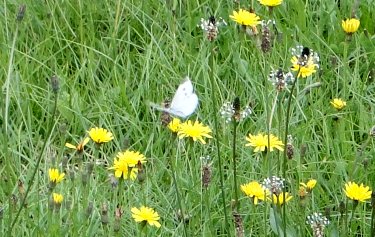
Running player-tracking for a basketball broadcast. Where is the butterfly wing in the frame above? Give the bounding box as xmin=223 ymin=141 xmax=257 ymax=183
xmin=169 ymin=79 xmax=199 ymax=118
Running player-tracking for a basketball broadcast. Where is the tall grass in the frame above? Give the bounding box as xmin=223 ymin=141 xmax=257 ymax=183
xmin=1 ymin=0 xmax=374 ymax=236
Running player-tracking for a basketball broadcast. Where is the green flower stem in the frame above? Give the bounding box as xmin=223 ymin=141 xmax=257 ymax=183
xmin=282 ymin=69 xmax=300 ymax=236
xmin=268 ymin=91 xmax=279 ymax=132
xmin=232 ymin=119 xmax=239 ymax=211
xmin=208 ymin=45 xmax=230 ymax=234
xmin=349 ymin=200 xmax=359 ymax=235
xmin=8 ymin=89 xmax=59 ymax=234
xmin=203 ymin=182 xmax=213 ymax=234
xmin=170 ymin=140 xmax=188 ymax=237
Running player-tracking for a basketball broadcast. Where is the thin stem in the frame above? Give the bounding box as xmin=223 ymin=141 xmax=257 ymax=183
xmin=282 ymin=72 xmax=299 ymax=236
xmin=4 ymin=22 xmax=19 ymax=232
xmin=268 ymin=91 xmax=279 ymax=130
xmin=232 ymin=120 xmax=239 ymax=211
xmin=9 ymin=91 xmax=59 ymax=234
xmin=208 ymin=46 xmax=229 ymax=234
xmin=348 ymin=201 xmax=359 ymax=235
xmin=169 ymin=140 xmax=188 ymax=237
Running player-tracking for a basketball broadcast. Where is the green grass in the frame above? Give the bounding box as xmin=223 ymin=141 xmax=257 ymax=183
xmin=1 ymin=0 xmax=375 ymax=236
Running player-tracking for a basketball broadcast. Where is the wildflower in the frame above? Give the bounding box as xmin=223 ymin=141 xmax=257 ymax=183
xmin=131 ymin=206 xmax=161 ymax=228
xmin=286 ymin=135 xmax=294 ymax=159
xmin=300 ymin=179 xmax=317 ymax=191
xmin=306 ymin=212 xmax=330 ymax=237
xmin=114 ymin=206 xmax=123 ymax=232
xmin=109 ymin=150 xmax=147 ymax=180
xmin=16 ymin=4 xmax=26 ymax=22
xmin=291 ymin=46 xmax=319 ymax=78
xmin=101 ymin=203 xmax=109 ymax=225
xmin=344 ymin=181 xmax=372 ymax=202
xmin=269 ymin=69 xmax=294 ymax=91
xmin=49 ymin=168 xmax=65 ymax=184
xmin=198 ymin=16 xmax=227 ymax=41
xmin=233 ymin=211 xmax=244 ymax=237
xmin=167 ymin=117 xmax=181 ymax=133
xmin=87 ymin=127 xmax=114 ymax=144
xmin=220 ymin=100 xmax=252 ymax=123
xmin=201 ymin=156 xmax=212 ymax=189
xmin=330 ymin=98 xmax=346 ymax=110
xmin=245 ymin=133 xmax=284 ymax=152
xmin=52 ymin=193 xmax=63 ymax=205
xmin=342 ymin=18 xmax=360 ymax=34
xmin=229 ymin=9 xmax=261 ymax=27
xmin=271 ymin=192 xmax=293 ymax=205
xmin=300 ymin=179 xmax=317 ymax=199
xmin=177 ymin=120 xmax=213 ymax=144
xmin=262 ymin=176 xmax=285 ymax=195
xmin=258 ymin=0 xmax=283 ymax=7
xmin=260 ymin=20 xmax=275 ymax=53
xmin=65 ymin=137 xmax=90 ymax=154
xmin=241 ymin=181 xmax=269 ymax=205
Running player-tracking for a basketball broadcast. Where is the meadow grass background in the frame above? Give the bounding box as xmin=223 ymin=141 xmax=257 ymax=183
xmin=1 ymin=0 xmax=375 ymax=236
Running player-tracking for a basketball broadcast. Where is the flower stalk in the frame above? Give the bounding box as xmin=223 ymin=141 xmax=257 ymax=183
xmin=232 ymin=117 xmax=239 ymax=211
xmin=208 ymin=45 xmax=230 ymax=234
xmin=281 ymin=67 xmax=300 ymax=236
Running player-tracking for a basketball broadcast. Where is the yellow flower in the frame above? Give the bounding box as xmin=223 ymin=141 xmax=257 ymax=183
xmin=48 ymin=168 xmax=65 ymax=184
xmin=271 ymin=192 xmax=293 ymax=205
xmin=245 ymin=133 xmax=284 ymax=152
xmin=300 ymin=179 xmax=317 ymax=192
xmin=241 ymin=181 xmax=269 ymax=205
xmin=344 ymin=182 xmax=372 ymax=202
xmin=342 ymin=18 xmax=360 ymax=34
xmin=52 ymin=193 xmax=64 ymax=204
xmin=330 ymin=98 xmax=346 ymax=110
xmin=177 ymin=120 xmax=213 ymax=144
xmin=87 ymin=127 xmax=114 ymax=144
xmin=168 ymin=118 xmax=181 ymax=133
xmin=291 ymin=56 xmax=318 ymax=78
xmin=131 ymin=206 xmax=161 ymax=228
xmin=109 ymin=150 xmax=146 ymax=180
xmin=258 ymin=0 xmax=283 ymax=7
xmin=229 ymin=9 xmax=261 ymax=27
xmin=65 ymin=137 xmax=90 ymax=153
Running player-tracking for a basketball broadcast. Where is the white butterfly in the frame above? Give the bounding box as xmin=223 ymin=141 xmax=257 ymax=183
xmin=150 ymin=77 xmax=199 ymax=118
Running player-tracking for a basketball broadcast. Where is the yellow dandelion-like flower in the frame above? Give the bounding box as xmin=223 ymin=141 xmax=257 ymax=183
xmin=109 ymin=150 xmax=146 ymax=180
xmin=229 ymin=9 xmax=261 ymax=27
xmin=291 ymin=56 xmax=317 ymax=78
xmin=168 ymin=117 xmax=181 ymax=133
xmin=245 ymin=133 xmax=284 ymax=152
xmin=177 ymin=120 xmax=213 ymax=145
xmin=52 ymin=193 xmax=64 ymax=204
xmin=241 ymin=181 xmax=270 ymax=205
xmin=258 ymin=0 xmax=283 ymax=7
xmin=271 ymin=192 xmax=293 ymax=205
xmin=344 ymin=181 xmax=372 ymax=202
xmin=300 ymin=179 xmax=317 ymax=192
xmin=48 ymin=168 xmax=65 ymax=184
xmin=65 ymin=137 xmax=90 ymax=153
xmin=87 ymin=127 xmax=114 ymax=144
xmin=131 ymin=206 xmax=161 ymax=228
xmin=117 ymin=150 xmax=147 ymax=167
xmin=330 ymin=98 xmax=346 ymax=110
xmin=342 ymin=18 xmax=360 ymax=34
